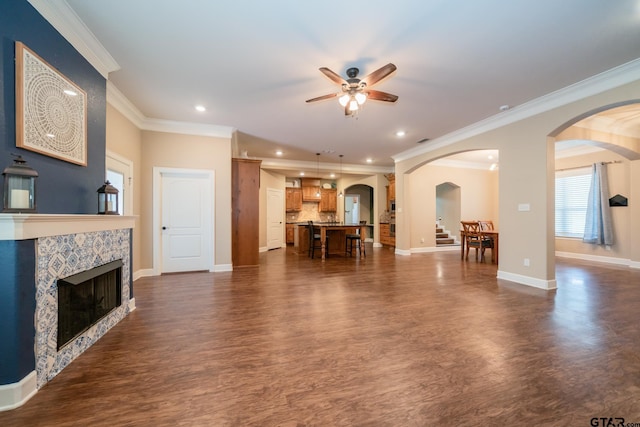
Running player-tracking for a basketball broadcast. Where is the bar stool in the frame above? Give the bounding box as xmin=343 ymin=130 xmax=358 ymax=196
xmin=345 ymin=221 xmax=366 ymax=257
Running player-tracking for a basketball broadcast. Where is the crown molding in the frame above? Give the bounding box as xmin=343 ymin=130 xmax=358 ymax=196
xmin=27 ymin=0 xmax=119 ymax=78
xmin=106 ymin=82 xmax=146 ymax=128
xmin=259 ymin=158 xmax=392 ymax=175
xmin=143 ymin=118 xmax=235 ymax=139
xmin=106 ymin=82 xmax=234 ymax=138
xmin=393 ymin=58 xmax=640 ymax=163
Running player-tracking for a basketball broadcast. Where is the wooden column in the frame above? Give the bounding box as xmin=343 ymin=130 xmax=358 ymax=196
xmin=232 ymin=158 xmax=261 ymax=267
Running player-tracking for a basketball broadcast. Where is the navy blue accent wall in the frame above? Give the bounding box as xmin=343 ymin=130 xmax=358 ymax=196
xmin=0 ymin=240 xmax=36 ymax=384
xmin=1 ymin=0 xmax=106 ymax=214
xmin=0 ymin=0 xmax=108 ymax=387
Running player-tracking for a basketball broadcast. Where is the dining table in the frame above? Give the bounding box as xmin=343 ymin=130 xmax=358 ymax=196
xmin=460 ymin=227 xmax=499 ymax=264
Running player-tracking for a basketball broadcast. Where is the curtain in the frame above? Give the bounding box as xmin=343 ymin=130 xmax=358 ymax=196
xmin=583 ymin=162 xmax=613 ymax=245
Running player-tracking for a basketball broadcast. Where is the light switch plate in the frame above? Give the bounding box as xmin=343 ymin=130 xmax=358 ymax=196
xmin=518 ymin=203 xmax=530 ymax=211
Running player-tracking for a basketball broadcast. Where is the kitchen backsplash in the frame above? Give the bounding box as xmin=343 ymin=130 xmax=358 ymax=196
xmin=287 ymin=202 xmax=339 ymax=223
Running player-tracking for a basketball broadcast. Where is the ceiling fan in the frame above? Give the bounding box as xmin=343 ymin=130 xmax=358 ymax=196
xmin=306 ymin=63 xmax=398 ymax=116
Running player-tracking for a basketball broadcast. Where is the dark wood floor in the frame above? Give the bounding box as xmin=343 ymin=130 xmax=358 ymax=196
xmin=2 ymin=246 xmax=640 ymax=426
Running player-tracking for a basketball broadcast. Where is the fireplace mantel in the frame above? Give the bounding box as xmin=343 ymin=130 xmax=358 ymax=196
xmin=0 ymin=214 xmax=136 ymax=240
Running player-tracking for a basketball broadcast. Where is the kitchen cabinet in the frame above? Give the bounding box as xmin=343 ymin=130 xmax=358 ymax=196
xmin=301 ymin=178 xmax=321 ymax=201
xmin=232 ymin=158 xmax=261 ymax=267
xmin=380 ymin=223 xmax=395 ymax=247
xmin=319 ymin=188 xmax=337 ymax=212
xmin=286 ymin=223 xmax=295 ymax=244
xmin=286 ymin=188 xmax=302 ymax=211
xmin=386 ymin=173 xmax=395 ymax=211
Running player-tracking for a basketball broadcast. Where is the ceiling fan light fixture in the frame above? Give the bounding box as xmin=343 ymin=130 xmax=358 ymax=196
xmin=349 ymin=99 xmax=359 ymax=111
xmin=338 ymin=93 xmax=350 ymax=107
xmin=355 ymin=92 xmax=367 ymax=105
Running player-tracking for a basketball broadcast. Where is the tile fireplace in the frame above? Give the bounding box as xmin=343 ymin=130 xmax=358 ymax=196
xmin=0 ymin=214 xmax=135 ymax=411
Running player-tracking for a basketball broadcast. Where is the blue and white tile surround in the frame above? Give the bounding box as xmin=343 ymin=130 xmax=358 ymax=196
xmin=35 ymin=228 xmax=131 ymax=389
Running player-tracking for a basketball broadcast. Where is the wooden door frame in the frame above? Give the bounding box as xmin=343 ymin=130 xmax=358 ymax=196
xmin=152 ymin=167 xmax=215 ymax=275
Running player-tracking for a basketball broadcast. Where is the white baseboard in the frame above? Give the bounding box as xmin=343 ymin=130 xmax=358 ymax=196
xmin=373 ymin=242 xmax=383 ymax=248
xmin=395 ymin=248 xmax=411 ymax=256
xmin=0 ymin=371 xmax=37 ymax=412
xmin=259 ymin=246 xmax=268 ymax=253
xmin=555 ymin=251 xmax=631 ymax=266
xmin=214 ymin=264 xmax=233 ymax=272
xmin=411 ymin=246 xmax=459 ymax=253
xmin=497 ymin=270 xmax=557 ymax=290
xmin=133 ymin=269 xmax=155 ymax=280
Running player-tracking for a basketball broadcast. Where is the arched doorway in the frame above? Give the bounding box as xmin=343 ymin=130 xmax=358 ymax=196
xmin=550 ymin=101 xmax=640 ymax=266
xmin=435 ymin=182 xmax=461 ymax=245
xmin=344 ymin=184 xmax=373 ymax=224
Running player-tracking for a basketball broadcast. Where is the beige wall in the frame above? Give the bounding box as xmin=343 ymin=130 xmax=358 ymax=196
xmin=105 ymin=104 xmax=143 ymax=274
xmin=140 ymin=131 xmax=232 ymax=269
xmin=395 ymin=79 xmax=640 ymax=287
xmin=409 ymin=164 xmax=498 ymax=248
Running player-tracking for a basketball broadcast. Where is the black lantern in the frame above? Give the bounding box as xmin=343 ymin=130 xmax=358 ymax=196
xmin=3 ymin=155 xmax=38 ymax=213
xmin=97 ymin=180 xmax=119 ymax=215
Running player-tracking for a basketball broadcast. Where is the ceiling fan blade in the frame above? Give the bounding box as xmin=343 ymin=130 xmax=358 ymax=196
xmin=319 ymin=67 xmax=347 ymax=85
xmin=366 ymin=89 xmax=398 ymax=103
xmin=362 ymin=63 xmax=397 ymax=87
xmin=306 ymin=93 xmax=338 ymax=103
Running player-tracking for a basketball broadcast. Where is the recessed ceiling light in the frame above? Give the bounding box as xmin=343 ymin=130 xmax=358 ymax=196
xmin=330 ymin=173 xmax=335 ymax=178
xmin=395 ymin=130 xmax=406 ymax=137
xmin=499 ymin=104 xmax=510 ymax=111
xmin=366 ymin=158 xmax=373 ymax=163
xmin=300 ymin=172 xmax=305 ymax=176
xmin=275 ymin=150 xmax=283 ymax=156
xmin=195 ymin=105 xmax=206 ymax=112
xmin=488 ymin=155 xmax=494 ymax=160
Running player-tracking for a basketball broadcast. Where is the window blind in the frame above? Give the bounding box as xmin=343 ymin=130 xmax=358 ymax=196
xmin=555 ymin=167 xmax=592 ymax=238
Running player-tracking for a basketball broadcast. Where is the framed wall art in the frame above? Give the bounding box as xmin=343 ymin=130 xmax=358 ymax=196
xmin=15 ymin=41 xmax=87 ymax=166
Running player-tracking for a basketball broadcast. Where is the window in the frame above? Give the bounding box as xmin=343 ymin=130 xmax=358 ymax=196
xmin=555 ymin=167 xmax=592 ymax=238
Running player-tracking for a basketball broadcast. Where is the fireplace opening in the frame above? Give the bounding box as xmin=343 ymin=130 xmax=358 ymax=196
xmin=57 ymin=259 xmax=123 ymax=350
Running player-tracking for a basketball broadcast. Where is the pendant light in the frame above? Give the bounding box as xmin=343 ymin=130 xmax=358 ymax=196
xmin=315 ymin=153 xmax=321 ymax=197
xmin=338 ymin=154 xmax=343 ymax=198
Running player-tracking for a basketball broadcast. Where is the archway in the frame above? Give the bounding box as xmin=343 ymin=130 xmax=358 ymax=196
xmin=344 ymin=184 xmax=374 ymax=224
xmin=435 ymin=182 xmax=461 ymax=245
xmin=549 ymin=101 xmax=640 ymax=267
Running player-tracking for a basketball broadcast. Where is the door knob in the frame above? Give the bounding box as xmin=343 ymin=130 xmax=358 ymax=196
xmin=162 ymin=226 xmax=167 ymax=230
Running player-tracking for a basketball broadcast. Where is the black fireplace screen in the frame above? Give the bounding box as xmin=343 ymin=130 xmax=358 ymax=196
xmin=57 ymin=259 xmax=123 ymax=350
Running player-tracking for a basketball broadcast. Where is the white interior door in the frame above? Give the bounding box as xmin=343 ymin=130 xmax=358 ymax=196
xmin=160 ymin=171 xmax=213 ymax=273
xmin=267 ymin=188 xmax=284 ymax=250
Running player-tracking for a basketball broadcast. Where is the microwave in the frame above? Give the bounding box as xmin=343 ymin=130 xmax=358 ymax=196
xmin=390 ymin=200 xmax=396 ymax=213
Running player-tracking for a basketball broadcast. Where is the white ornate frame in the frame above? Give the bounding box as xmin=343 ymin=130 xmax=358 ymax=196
xmin=15 ymin=42 xmax=87 ymax=166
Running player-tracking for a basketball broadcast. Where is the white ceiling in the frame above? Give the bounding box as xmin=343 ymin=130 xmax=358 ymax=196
xmin=41 ymin=0 xmax=640 ymax=170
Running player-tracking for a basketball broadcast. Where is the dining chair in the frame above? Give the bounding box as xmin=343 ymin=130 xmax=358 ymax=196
xmin=308 ymin=221 xmax=328 ymax=259
xmin=478 ymin=220 xmax=494 ymax=231
xmin=460 ymin=220 xmax=493 ymax=262
xmin=345 ymin=220 xmax=366 ymax=257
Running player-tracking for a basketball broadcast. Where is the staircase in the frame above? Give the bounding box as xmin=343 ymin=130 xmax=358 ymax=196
xmin=436 ymin=223 xmax=456 ymax=246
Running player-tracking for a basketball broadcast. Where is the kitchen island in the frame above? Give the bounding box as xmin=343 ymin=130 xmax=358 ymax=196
xmin=295 ymin=222 xmax=370 ymax=259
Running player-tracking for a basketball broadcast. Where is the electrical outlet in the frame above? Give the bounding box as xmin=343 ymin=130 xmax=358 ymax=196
xmin=420 ymin=237 xmax=425 ymax=243
xmin=523 ymin=258 xmax=530 ymax=267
